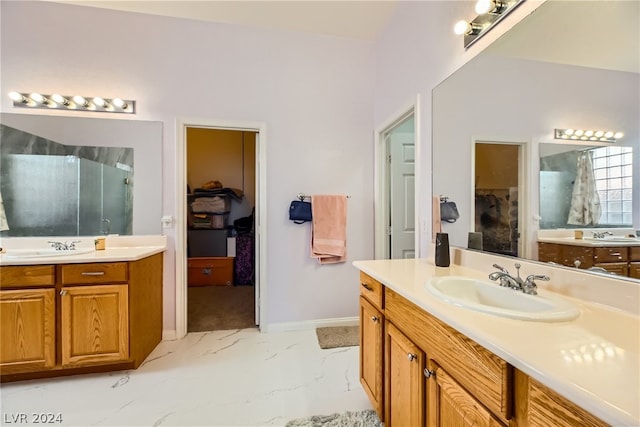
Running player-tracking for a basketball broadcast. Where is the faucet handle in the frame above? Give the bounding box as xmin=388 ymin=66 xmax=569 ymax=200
xmin=526 ymin=274 xmax=550 ymax=282
xmin=492 ymin=264 xmax=509 ymax=274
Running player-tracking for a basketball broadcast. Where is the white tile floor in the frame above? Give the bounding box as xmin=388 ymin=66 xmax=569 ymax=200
xmin=0 ymin=328 xmax=372 ymax=427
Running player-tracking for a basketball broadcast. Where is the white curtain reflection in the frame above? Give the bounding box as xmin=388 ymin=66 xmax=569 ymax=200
xmin=567 ymin=152 xmax=601 ymax=225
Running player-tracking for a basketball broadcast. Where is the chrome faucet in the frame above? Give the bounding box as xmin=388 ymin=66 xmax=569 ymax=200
xmin=48 ymin=240 xmax=80 ymax=251
xmin=489 ymin=263 xmax=550 ymax=295
xmin=592 ymin=231 xmax=613 ymax=239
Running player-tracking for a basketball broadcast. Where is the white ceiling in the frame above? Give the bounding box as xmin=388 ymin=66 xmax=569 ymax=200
xmin=46 ymin=0 xmax=399 ymax=40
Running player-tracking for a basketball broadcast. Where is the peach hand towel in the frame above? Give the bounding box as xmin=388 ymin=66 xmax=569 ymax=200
xmin=310 ymin=195 xmax=347 ymax=264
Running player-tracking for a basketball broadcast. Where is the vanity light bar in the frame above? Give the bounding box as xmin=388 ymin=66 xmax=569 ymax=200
xmin=8 ymin=92 xmax=136 ymax=114
xmin=555 ymin=128 xmax=624 ymax=143
xmin=453 ymin=0 xmax=525 ymax=49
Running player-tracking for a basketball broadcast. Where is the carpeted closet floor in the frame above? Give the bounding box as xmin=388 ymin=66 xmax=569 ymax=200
xmin=187 ymin=285 xmax=256 ymax=332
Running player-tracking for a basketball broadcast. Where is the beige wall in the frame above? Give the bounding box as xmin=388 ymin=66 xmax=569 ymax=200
xmin=186 ymin=128 xmax=256 ymax=209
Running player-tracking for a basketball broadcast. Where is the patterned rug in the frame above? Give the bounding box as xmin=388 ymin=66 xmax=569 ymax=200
xmin=285 ymin=410 xmax=382 ymax=427
xmin=315 ymin=325 xmax=359 ymax=349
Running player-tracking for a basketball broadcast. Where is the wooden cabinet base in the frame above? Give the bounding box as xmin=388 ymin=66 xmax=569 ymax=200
xmin=1 ymin=360 xmax=135 ymax=383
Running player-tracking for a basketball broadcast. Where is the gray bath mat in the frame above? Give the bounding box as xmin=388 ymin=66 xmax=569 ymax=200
xmin=285 ymin=409 xmax=382 ymax=427
xmin=315 ymin=325 xmax=359 ymax=349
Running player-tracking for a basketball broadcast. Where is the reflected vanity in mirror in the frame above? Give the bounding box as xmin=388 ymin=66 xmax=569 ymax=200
xmin=433 ymin=1 xmax=639 ymax=279
xmin=0 ymin=113 xmax=163 ymax=237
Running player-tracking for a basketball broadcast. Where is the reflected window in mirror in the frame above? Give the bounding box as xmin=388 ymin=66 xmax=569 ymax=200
xmin=539 ymin=145 xmax=633 ymax=229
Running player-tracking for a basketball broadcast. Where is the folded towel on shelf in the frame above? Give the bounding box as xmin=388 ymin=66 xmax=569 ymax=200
xmin=310 ymin=195 xmax=347 ymax=264
xmin=191 ymin=196 xmax=228 ymax=213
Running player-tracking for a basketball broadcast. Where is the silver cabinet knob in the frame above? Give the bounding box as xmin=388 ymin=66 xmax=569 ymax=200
xmin=371 ymin=316 xmax=379 ymax=322
xmin=60 ymin=290 xmax=68 ymax=296
xmin=423 ymin=368 xmax=435 ymax=379
xmin=407 ymin=353 xmax=417 ymax=362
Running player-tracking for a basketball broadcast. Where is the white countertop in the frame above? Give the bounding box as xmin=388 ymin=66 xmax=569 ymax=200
xmin=0 ymin=235 xmax=167 ymax=266
xmin=353 ymin=258 xmax=639 ymax=427
xmin=538 ymin=236 xmax=640 ymax=247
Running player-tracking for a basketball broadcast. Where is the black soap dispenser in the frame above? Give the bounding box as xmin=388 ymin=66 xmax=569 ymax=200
xmin=435 ymin=232 xmax=450 ymax=267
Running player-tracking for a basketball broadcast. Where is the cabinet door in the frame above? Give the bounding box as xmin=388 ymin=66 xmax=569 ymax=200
xmin=60 ymin=284 xmax=129 ymax=366
xmin=630 ymin=262 xmax=640 ymax=279
xmin=386 ymin=322 xmax=425 ymax=427
xmin=0 ymin=289 xmax=56 ymax=374
xmin=595 ymin=262 xmax=629 ymax=276
xmin=430 ymin=364 xmax=504 ymax=427
xmin=360 ymin=296 xmax=384 ymax=417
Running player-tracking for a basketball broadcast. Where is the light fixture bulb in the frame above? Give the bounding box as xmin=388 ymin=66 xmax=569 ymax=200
xmin=29 ymin=93 xmax=48 ymax=104
xmin=475 ymin=0 xmax=493 ymax=15
xmin=9 ymin=91 xmax=25 ymax=102
xmin=454 ymin=20 xmax=470 ymax=35
xmin=565 ymin=129 xmax=574 ymax=136
xmin=574 ymin=130 xmax=584 ymax=136
xmin=614 ymin=132 xmax=624 ymax=139
xmin=112 ymin=98 xmax=127 ymax=109
xmin=93 ymin=97 xmax=106 ymax=107
xmin=73 ymin=95 xmax=88 ymax=106
xmin=584 ymin=130 xmax=594 ymax=137
xmin=51 ymin=94 xmax=69 ymax=105
xmin=604 ymin=131 xmax=614 ymax=138
xmin=594 ymin=131 xmax=604 ymax=138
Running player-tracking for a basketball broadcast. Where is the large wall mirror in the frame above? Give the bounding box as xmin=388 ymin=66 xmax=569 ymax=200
xmin=433 ymin=1 xmax=639 ymax=278
xmin=0 ymin=113 xmax=163 ymax=237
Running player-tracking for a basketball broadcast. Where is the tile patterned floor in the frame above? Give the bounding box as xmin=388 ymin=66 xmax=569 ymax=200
xmin=0 ymin=328 xmax=372 ymax=427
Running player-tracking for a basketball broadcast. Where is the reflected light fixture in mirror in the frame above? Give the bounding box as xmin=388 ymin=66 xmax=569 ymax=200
xmin=555 ymin=128 xmax=624 ymax=143
xmin=8 ymin=91 xmax=136 ymax=114
xmin=454 ymin=0 xmax=525 ymax=49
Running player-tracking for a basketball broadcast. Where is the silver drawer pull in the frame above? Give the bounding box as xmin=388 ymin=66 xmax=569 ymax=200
xmin=60 ymin=290 xmax=68 ymax=296
xmin=609 ymin=252 xmax=621 ymax=257
xmin=423 ymin=368 xmax=435 ymax=379
xmin=407 ymin=353 xmax=417 ymax=362
xmin=81 ymin=271 xmax=106 ymax=276
xmin=371 ymin=316 xmax=379 ymax=322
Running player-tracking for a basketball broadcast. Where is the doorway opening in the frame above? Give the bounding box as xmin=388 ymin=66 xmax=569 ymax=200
xmin=186 ymin=128 xmax=256 ymax=332
xmin=375 ymin=104 xmax=417 ymax=259
xmin=175 ymin=118 xmax=266 ymax=339
xmin=473 ymin=141 xmax=526 ymax=257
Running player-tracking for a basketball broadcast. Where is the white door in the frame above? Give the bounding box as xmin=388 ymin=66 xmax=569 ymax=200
xmin=389 ymin=131 xmax=415 ymax=258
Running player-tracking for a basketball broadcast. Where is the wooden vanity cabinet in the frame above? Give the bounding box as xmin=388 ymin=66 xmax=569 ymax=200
xmin=0 ymin=253 xmax=163 ymax=381
xmin=59 ymin=262 xmax=129 ymax=366
xmin=359 ymin=272 xmax=384 ymax=419
xmin=358 ymin=272 xmax=608 ymax=427
xmin=0 ymin=266 xmax=56 ymax=374
xmin=538 ymin=242 xmax=639 ymax=277
xmin=429 ymin=363 xmax=504 ymax=427
xmin=385 ymin=321 xmax=425 ymax=427
xmin=629 ymin=247 xmax=640 ymax=279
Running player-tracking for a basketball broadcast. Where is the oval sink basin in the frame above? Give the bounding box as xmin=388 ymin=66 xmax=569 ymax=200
xmin=425 ymin=276 xmax=580 ymax=322
xmin=584 ymin=236 xmax=638 ymax=242
xmin=3 ymin=247 xmax=94 ymax=259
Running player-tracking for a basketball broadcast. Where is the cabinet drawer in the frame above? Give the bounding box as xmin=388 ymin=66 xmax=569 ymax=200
xmin=360 ymin=272 xmax=383 ymax=310
xmin=0 ymin=265 xmax=55 ymax=288
xmin=188 ymin=257 xmax=233 ymax=286
xmin=630 ymin=246 xmax=640 ymax=262
xmin=629 ymin=262 xmax=640 ymax=279
xmin=593 ymin=247 xmax=628 ymax=263
xmin=385 ymin=288 xmax=512 ymax=422
xmin=60 ymin=262 xmax=128 ymax=284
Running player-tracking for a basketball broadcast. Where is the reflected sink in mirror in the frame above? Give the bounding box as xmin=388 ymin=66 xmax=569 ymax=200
xmin=583 ymin=236 xmax=639 ymax=242
xmin=425 ymin=276 xmax=580 ymax=322
xmin=3 ymin=247 xmax=94 ymax=259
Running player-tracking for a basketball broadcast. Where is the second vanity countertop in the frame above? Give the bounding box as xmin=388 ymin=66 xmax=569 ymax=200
xmin=538 ymin=236 xmax=640 ymax=247
xmin=0 ymin=235 xmax=167 ymax=266
xmin=353 ymin=258 xmax=639 ymax=427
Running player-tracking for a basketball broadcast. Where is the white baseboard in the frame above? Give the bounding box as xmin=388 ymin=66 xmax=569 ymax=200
xmin=261 ymin=316 xmax=359 ymax=333
xmin=161 ymin=317 xmax=358 ymax=339
xmin=162 ymin=329 xmax=177 ymax=341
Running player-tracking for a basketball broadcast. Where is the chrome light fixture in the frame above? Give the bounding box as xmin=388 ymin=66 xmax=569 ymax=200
xmin=555 ymin=128 xmax=624 ymax=143
xmin=454 ymin=0 xmax=525 ymax=49
xmin=7 ymin=91 xmax=136 ymax=114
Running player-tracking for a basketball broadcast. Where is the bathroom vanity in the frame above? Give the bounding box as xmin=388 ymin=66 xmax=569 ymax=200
xmin=537 ymin=233 xmax=640 ymax=278
xmin=0 ymin=237 xmax=166 ymax=382
xmin=355 ymin=253 xmax=638 ymax=427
